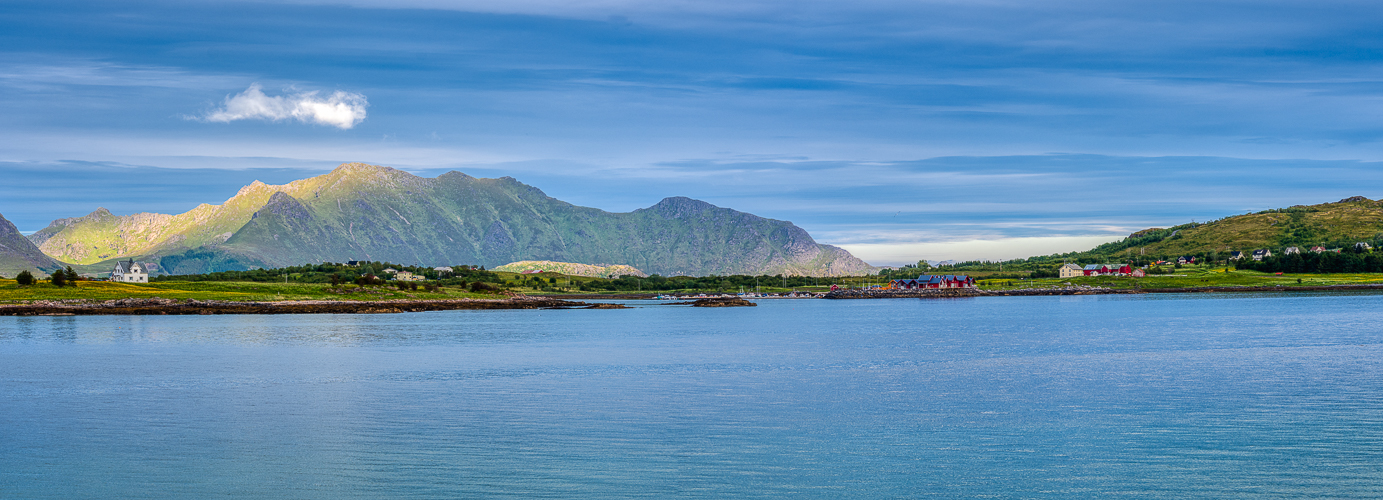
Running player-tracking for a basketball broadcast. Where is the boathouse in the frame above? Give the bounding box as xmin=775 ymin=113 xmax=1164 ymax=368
xmin=887 ymin=274 xmax=976 ymax=289
xmin=1082 ymin=264 xmax=1132 ymax=276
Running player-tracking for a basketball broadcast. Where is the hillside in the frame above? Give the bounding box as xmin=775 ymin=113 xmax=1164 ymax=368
xmin=493 ymin=261 xmax=648 ymax=278
xmin=30 ymin=163 xmax=875 ymax=277
xmin=0 ymin=212 xmax=61 ymax=276
xmin=1090 ymin=196 xmax=1383 ymax=260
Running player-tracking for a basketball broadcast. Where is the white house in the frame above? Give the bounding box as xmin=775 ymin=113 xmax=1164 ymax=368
xmin=394 ymin=271 xmax=426 ymax=282
xmin=111 ymin=259 xmax=148 ymax=283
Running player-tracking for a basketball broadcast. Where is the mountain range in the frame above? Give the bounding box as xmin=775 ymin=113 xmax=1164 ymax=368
xmin=13 ymin=163 xmax=875 ymax=277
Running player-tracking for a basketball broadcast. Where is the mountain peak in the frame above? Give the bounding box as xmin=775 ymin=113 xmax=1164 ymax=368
xmin=331 ymin=162 xmax=407 ymax=178
xmin=256 ymin=192 xmax=310 ymax=220
xmin=646 ymin=197 xmax=719 ymax=217
xmin=236 ymin=180 xmax=270 ymax=197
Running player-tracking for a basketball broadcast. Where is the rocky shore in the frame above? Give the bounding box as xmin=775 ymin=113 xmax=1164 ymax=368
xmin=0 ymin=296 xmax=623 ymax=316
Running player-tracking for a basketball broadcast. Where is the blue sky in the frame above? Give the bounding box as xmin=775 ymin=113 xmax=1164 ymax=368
xmin=4 ymin=0 xmax=1383 ymax=264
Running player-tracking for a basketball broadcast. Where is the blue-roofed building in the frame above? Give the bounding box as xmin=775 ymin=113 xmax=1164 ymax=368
xmin=888 ymin=274 xmax=975 ymax=289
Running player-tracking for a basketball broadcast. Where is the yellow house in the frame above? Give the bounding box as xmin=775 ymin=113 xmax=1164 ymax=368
xmin=1058 ymin=263 xmax=1083 ymax=278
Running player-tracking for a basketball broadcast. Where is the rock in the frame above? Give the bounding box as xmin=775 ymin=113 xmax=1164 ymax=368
xmin=690 ymin=297 xmax=756 ymax=307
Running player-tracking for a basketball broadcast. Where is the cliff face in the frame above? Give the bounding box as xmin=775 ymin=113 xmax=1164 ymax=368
xmin=0 ymin=212 xmax=60 ymax=276
xmin=30 ymin=163 xmax=876 ymax=276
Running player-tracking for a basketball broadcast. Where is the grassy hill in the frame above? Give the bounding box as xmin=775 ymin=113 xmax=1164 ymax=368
xmin=1092 ymin=196 xmax=1383 ymax=261
xmin=891 ymin=195 xmax=1383 ymax=278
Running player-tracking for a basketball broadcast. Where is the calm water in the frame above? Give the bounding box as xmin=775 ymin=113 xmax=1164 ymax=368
xmin=3 ymin=293 xmax=1383 ymax=498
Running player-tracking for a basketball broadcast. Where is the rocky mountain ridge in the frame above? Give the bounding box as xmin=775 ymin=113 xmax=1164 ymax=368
xmin=28 ymin=163 xmax=877 ymax=277
xmin=0 ymin=212 xmax=60 ymax=276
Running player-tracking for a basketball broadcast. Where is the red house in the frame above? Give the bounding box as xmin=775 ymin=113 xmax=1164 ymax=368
xmin=1082 ymin=264 xmax=1133 ymax=276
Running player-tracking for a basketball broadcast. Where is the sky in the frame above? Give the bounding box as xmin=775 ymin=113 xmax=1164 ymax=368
xmin=4 ymin=0 xmax=1383 ymax=265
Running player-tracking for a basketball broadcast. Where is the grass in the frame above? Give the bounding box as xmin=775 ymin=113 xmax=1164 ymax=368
xmin=0 ymin=279 xmax=503 ymax=303
xmin=977 ymin=264 xmax=1383 ymax=290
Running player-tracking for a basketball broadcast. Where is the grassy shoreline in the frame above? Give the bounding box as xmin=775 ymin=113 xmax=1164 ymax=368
xmin=0 ymin=279 xmax=502 ymax=304
xmin=976 ymin=266 xmax=1383 ymax=291
xmin=6 ymin=267 xmax=1383 ymax=304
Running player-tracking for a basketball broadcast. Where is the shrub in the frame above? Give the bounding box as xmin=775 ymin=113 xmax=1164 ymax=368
xmin=470 ymin=281 xmax=497 ymax=293
xmin=50 ymin=270 xmax=66 ymax=287
xmin=15 ymin=270 xmax=35 ymax=286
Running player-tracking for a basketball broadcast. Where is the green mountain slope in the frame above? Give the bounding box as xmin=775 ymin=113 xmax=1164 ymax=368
xmin=1079 ymin=196 xmax=1383 ymax=261
xmin=0 ymin=212 xmax=61 ymax=276
xmin=31 ymin=163 xmax=875 ymax=277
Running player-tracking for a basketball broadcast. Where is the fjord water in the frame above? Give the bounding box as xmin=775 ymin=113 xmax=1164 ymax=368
xmin=3 ymin=294 xmax=1383 ymax=498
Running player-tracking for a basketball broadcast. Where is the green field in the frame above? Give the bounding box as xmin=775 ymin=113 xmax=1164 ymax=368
xmin=976 ymin=265 xmax=1383 ymax=290
xmin=0 ymin=279 xmax=501 ymax=303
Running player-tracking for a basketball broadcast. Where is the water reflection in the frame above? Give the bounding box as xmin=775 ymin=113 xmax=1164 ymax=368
xmin=0 ymin=309 xmax=619 ymax=346
xmin=4 ymin=295 xmax=1383 ymax=498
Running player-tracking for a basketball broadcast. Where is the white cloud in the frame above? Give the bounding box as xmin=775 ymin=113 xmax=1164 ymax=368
xmin=202 ymin=84 xmax=368 ymax=129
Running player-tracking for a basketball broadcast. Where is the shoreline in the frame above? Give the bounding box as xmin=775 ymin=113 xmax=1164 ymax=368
xmin=824 ymin=283 xmax=1383 ymax=299
xmin=6 ymin=283 xmax=1383 ymax=315
xmin=0 ymin=296 xmax=618 ymax=316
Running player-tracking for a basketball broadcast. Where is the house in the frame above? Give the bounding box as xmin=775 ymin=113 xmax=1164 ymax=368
xmin=1131 ymin=268 xmax=1146 ymax=278
xmin=1058 ymin=263 xmax=1083 ymax=278
xmin=1284 ymin=247 xmax=1300 ymax=255
xmin=382 ymin=268 xmax=398 ymax=274
xmin=1310 ymin=246 xmax=1326 ymax=253
xmin=393 ymin=271 xmax=426 ymax=281
xmin=1082 ymin=264 xmax=1133 ymax=276
xmin=432 ymin=266 xmax=453 ymax=275
xmin=346 ymin=261 xmax=361 ymax=266
xmin=110 ymin=259 xmax=148 ymax=283
xmin=1176 ymin=256 xmax=1195 ymax=265
xmin=1356 ymin=242 xmax=1372 ymax=250
xmin=1252 ymin=249 xmax=1272 ymax=261
xmin=1229 ymin=251 xmax=1246 ymax=260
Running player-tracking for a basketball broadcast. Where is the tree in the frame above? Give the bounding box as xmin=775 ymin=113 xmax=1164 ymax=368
xmin=64 ymin=267 xmax=78 ymax=285
xmin=50 ymin=269 xmax=66 ymax=287
xmin=15 ymin=270 xmax=35 ymax=286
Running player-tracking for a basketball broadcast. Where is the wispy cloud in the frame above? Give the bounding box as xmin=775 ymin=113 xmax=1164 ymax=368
xmin=201 ymin=84 xmax=368 ymax=129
